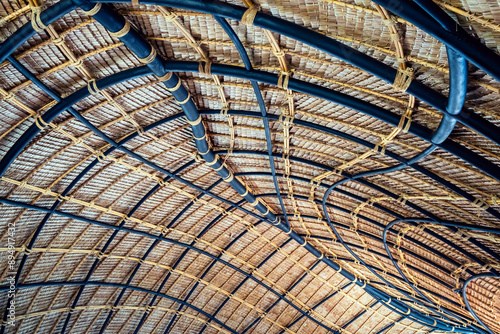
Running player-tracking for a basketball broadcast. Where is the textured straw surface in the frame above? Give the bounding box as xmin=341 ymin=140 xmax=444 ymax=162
xmin=0 ymin=0 xmax=499 ymax=333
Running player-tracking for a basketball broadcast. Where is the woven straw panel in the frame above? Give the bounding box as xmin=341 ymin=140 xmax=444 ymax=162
xmin=0 ymin=0 xmax=499 ymax=333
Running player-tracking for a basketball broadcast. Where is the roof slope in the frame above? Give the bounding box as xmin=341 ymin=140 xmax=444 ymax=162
xmin=0 ymin=0 xmax=499 ymax=333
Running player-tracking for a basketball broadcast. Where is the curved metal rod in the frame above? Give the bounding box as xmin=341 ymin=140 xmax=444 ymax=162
xmin=462 ymin=274 xmax=499 ymax=334
xmin=384 ymin=219 xmax=500 ymax=334
xmin=213 ymin=15 xmax=291 ymax=230
xmin=0 ymin=281 xmax=238 ymax=334
xmin=299 ymin=232 xmax=458 ymax=294
xmin=266 ymin=164 xmax=488 ymax=326
xmin=1 ymin=1 xmax=499 ymax=182
xmin=308 ymin=209 xmax=480 ymax=324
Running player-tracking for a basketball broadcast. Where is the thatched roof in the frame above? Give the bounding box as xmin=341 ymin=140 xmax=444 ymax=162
xmin=0 ymin=0 xmax=499 ymax=333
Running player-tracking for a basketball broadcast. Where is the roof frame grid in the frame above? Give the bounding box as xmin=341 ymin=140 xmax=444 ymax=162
xmin=0 ymin=72 xmax=486 ymax=332
xmin=71 ymin=3 xmax=481 ymax=331
xmin=0 ymin=0 xmax=498 ymax=332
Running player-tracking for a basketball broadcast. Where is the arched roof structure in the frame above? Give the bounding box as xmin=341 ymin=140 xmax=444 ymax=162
xmin=0 ymin=0 xmax=499 ymax=333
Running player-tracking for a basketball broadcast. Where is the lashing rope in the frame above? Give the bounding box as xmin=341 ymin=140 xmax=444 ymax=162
xmin=137 ymin=47 xmax=157 ymax=64
xmin=198 ymin=60 xmax=212 ymax=75
xmin=241 ymin=5 xmax=259 ymax=25
xmin=156 ymin=72 xmax=173 ymax=82
xmin=82 ymin=3 xmax=101 ymax=16
xmin=393 ymin=66 xmax=414 ymax=92
xmin=223 ymin=116 xmax=235 ymax=164
xmin=30 ymin=5 xmax=47 ymax=32
xmin=176 ymin=92 xmax=191 ymax=105
xmin=109 ymin=20 xmax=130 ymax=38
xmin=87 ymin=79 xmax=100 ymax=95
xmin=34 ymin=113 xmax=48 ymax=129
xmin=277 ymin=71 xmax=291 ymax=89
xmin=165 ymin=78 xmax=182 ymax=92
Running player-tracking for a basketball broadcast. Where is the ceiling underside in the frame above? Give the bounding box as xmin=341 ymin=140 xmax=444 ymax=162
xmin=0 ymin=0 xmax=499 ymax=333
